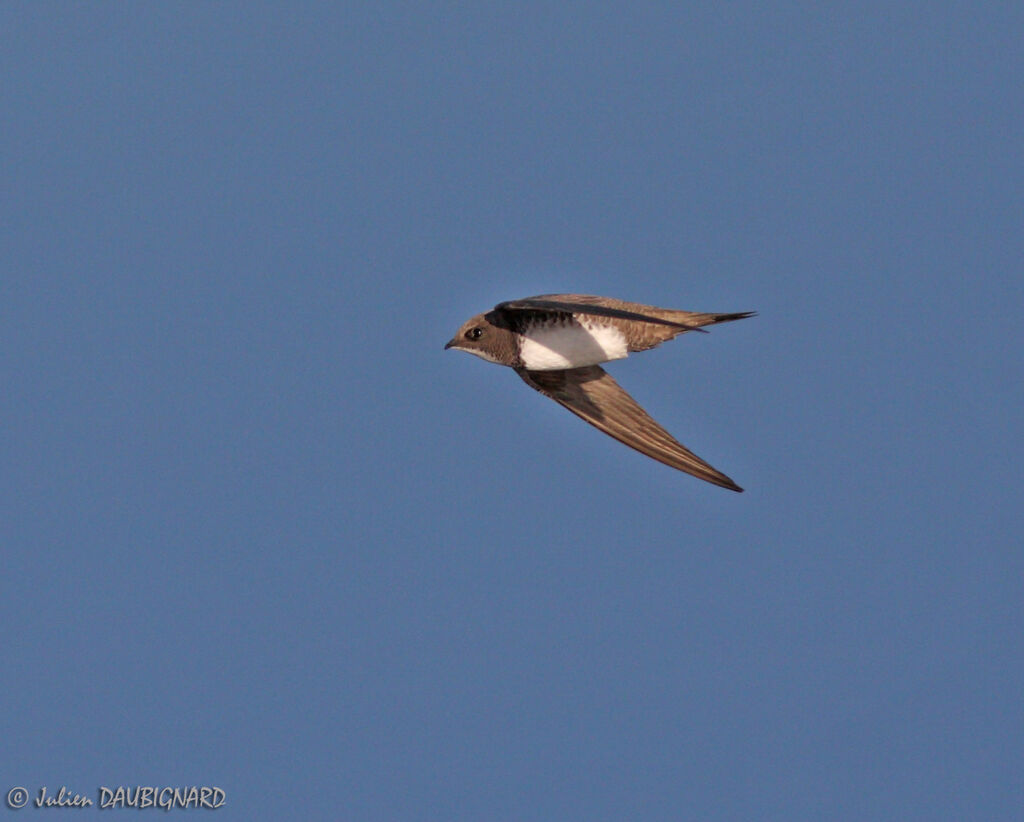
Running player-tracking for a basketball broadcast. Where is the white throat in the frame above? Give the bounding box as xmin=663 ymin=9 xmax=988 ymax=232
xmin=458 ymin=347 xmax=502 ymax=365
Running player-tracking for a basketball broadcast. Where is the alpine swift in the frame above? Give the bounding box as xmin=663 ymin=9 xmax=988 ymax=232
xmin=444 ymin=294 xmax=755 ymax=491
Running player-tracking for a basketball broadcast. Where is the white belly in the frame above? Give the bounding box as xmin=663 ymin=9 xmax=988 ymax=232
xmin=518 ymin=321 xmax=628 ymax=370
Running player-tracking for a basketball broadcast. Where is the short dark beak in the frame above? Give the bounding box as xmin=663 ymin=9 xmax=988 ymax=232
xmin=443 ymin=338 xmax=456 ymax=350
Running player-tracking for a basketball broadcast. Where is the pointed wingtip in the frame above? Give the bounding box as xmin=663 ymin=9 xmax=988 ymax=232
xmin=712 ymin=476 xmax=743 ymax=492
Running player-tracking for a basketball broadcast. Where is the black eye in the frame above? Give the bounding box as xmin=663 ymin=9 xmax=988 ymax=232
xmin=465 ymin=327 xmax=483 ymax=340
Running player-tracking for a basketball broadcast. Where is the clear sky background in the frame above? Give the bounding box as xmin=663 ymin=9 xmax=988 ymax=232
xmin=2 ymin=2 xmax=1021 ymax=820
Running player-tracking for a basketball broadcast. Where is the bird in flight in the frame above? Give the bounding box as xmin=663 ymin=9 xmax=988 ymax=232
xmin=444 ymin=294 xmax=755 ymax=491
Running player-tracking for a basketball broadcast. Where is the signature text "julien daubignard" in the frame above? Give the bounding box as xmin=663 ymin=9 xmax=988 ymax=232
xmin=34 ymin=785 xmax=225 ymax=809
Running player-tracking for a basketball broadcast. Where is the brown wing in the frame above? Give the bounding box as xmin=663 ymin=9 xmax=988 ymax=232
xmin=497 ymin=294 xmax=755 ymax=353
xmin=494 ymin=296 xmax=706 ymax=332
xmin=516 ymin=365 xmax=743 ymax=492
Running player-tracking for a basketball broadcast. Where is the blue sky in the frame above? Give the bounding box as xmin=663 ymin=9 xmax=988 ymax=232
xmin=2 ymin=2 xmax=1021 ymax=819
